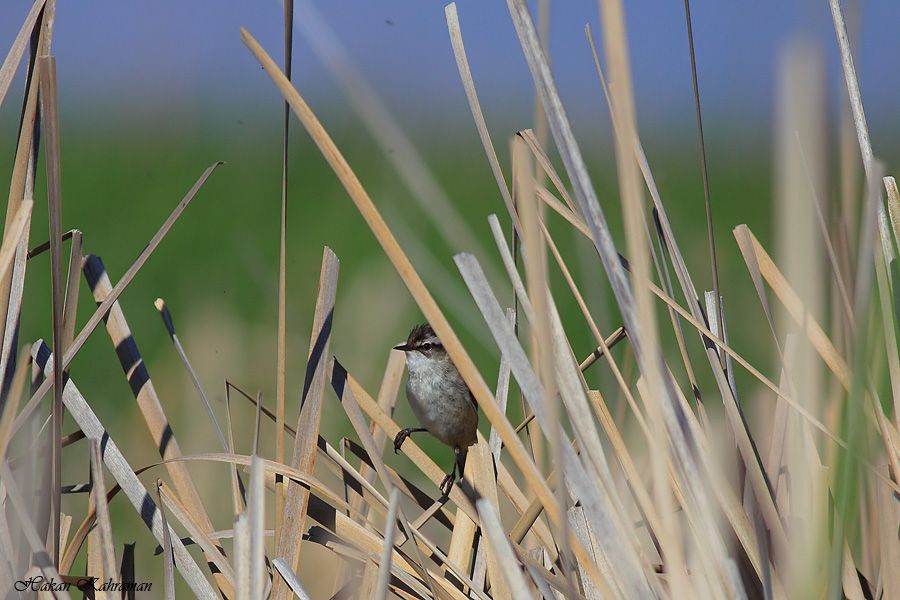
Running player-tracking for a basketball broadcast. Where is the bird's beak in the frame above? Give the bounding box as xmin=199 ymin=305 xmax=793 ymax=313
xmin=393 ymin=343 xmax=411 ymax=352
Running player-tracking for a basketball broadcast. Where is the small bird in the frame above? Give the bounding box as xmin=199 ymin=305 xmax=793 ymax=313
xmin=392 ymin=323 xmax=478 ymax=496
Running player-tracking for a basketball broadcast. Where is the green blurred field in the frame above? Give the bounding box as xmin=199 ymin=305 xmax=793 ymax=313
xmin=1 ymin=112 xmax=786 ymax=452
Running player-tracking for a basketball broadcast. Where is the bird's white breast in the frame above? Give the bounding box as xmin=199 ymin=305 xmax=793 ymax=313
xmin=405 ymin=353 xmax=477 ymax=448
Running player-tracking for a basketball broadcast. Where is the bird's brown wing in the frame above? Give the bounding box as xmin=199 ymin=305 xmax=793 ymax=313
xmin=468 ymin=389 xmax=478 ymax=413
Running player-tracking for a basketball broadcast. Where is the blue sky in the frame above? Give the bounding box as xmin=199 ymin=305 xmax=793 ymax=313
xmin=1 ymin=1 xmax=898 ymax=132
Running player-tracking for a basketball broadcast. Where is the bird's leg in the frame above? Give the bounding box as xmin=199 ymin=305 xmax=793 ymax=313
xmin=439 ymin=446 xmax=467 ymax=497
xmin=455 ymin=446 xmax=468 ymax=483
xmin=393 ymin=428 xmax=427 ymax=454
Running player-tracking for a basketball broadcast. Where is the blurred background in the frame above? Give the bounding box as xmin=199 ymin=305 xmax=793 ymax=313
xmin=1 ymin=0 xmax=898 ymax=592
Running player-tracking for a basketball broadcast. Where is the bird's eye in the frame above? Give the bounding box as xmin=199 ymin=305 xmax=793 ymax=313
xmin=419 ymin=343 xmax=432 ymax=351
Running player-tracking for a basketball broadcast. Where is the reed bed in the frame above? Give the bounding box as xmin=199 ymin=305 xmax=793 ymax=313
xmin=1 ymin=0 xmax=898 ymax=598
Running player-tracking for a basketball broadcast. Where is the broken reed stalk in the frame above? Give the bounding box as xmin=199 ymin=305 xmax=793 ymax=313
xmin=271 ymin=248 xmax=338 ymax=600
xmin=681 ymin=0 xmax=724 ymax=368
xmin=154 ymin=298 xmax=229 ymax=452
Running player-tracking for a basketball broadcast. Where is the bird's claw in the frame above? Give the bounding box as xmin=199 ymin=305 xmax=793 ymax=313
xmin=393 ymin=429 xmax=411 ymax=454
xmin=439 ymin=472 xmax=455 ymax=497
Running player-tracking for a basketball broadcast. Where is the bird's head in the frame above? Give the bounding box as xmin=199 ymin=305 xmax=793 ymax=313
xmin=393 ymin=323 xmax=448 ymax=369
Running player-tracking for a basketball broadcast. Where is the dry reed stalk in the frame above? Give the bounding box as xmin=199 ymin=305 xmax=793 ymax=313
xmin=540 ymin=182 xmax=847 ymax=449
xmin=0 ymin=0 xmax=53 ymax=377
xmin=455 ymin=252 xmax=649 ymax=596
xmin=38 ymin=54 xmax=64 ymax=567
xmin=681 ymin=0 xmax=724 ymax=369
xmin=609 ymin=3 xmax=783 ymax=590
xmin=60 ymin=229 xmax=82 ymax=347
xmin=356 ymin=352 xmax=404 ymax=502
xmin=537 ymin=220 xmax=650 ymax=439
xmin=0 ymin=0 xmax=47 ymax=109
xmin=471 ymin=309 xmax=515 ymax=591
xmin=61 ymin=479 xmax=131 ymax=574
xmin=0 ymin=355 xmax=32 ymax=591
xmin=272 ymin=558 xmax=312 ymax=600
xmin=444 ymin=456 xmax=477 ymax=590
xmin=273 ymin=0 xmax=293 ymax=564
xmin=234 ymin=511 xmax=250 ymax=599
xmin=518 ymin=129 xmax=578 ymax=215
xmin=183 ymin=452 xmax=398 ymax=542
xmin=158 ymin=481 xmax=236 ymax=587
xmin=885 ymin=177 xmax=900 ymax=253
xmin=584 ymin=25 xmax=704 ymax=409
xmin=156 ymin=298 xmax=229 ymax=452
xmin=735 ymin=226 xmax=851 ymax=388
xmin=272 ymin=247 xmax=338 ymax=600
xmin=0 ymin=461 xmax=72 ymax=600
xmin=470 ymin=440 xmax=508 ymax=599
xmin=248 ymin=455 xmax=267 ymax=599
xmin=0 ymin=200 xmax=32 ymax=394
xmin=156 ymin=480 xmax=176 ymax=600
xmin=592 ymin=18 xmax=731 ymax=423
xmin=505 ymin=9 xmax=748 ymax=595
xmin=83 ymin=255 xmax=233 ymax=598
xmin=88 ymin=439 xmax=118 ymax=598
xmin=350 ymin=351 xmax=405 ymax=594
xmin=773 ymin=41 xmax=829 ymax=595
xmin=385 ymin=212 xmax=497 ymax=349
xmin=372 ymin=488 xmax=400 ymax=600
xmin=445 ymin=4 xmax=519 ymax=235
xmin=224 ymin=383 xmax=248 ymax=515
xmin=341 ymin=366 xmax=483 ymax=522
xmin=0 ymin=349 xmax=28 ymax=468
xmin=512 ymin=133 xmax=577 ymax=592
xmin=234 ymin=389 xmax=459 ymax=531
xmin=331 ymin=361 xmax=450 ymax=599
xmin=475 ymin=497 xmax=533 ymax=599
